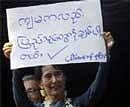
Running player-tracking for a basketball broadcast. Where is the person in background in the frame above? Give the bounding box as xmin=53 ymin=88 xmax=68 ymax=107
xmin=3 ymin=44 xmax=46 ymax=105
xmin=22 ymin=74 xmax=44 ymax=104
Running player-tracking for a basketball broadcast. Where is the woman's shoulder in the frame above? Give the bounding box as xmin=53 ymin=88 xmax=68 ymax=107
xmin=34 ymin=102 xmax=45 ymax=107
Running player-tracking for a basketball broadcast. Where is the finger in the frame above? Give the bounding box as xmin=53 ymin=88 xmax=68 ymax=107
xmin=4 ymin=49 xmax=11 ymax=59
xmin=104 ymin=33 xmax=113 ymax=40
xmin=104 ymin=32 xmax=111 ymax=37
xmin=4 ymin=49 xmax=12 ymax=55
xmin=106 ymin=37 xmax=114 ymax=45
xmin=105 ymin=32 xmax=111 ymax=35
xmin=2 ymin=47 xmax=12 ymax=51
xmin=107 ymin=40 xmax=114 ymax=49
xmin=104 ymin=36 xmax=113 ymax=41
xmin=3 ymin=42 xmax=12 ymax=48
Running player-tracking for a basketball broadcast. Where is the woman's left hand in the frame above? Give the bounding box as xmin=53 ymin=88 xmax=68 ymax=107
xmin=103 ymin=32 xmax=114 ymax=50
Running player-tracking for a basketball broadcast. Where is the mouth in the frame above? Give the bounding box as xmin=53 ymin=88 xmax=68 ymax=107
xmin=51 ymin=85 xmax=59 ymax=90
xmin=50 ymin=84 xmax=63 ymax=91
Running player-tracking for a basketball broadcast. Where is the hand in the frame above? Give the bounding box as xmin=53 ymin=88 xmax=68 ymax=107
xmin=2 ymin=42 xmax=13 ymax=59
xmin=103 ymin=32 xmax=114 ymax=50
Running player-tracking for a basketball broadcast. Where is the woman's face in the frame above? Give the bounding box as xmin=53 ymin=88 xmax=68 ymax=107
xmin=40 ymin=66 xmax=65 ymax=97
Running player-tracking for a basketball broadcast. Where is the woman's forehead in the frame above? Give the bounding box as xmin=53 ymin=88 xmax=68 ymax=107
xmin=41 ymin=65 xmax=61 ymax=72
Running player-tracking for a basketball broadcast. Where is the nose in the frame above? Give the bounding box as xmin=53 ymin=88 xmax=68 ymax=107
xmin=52 ymin=75 xmax=57 ymax=83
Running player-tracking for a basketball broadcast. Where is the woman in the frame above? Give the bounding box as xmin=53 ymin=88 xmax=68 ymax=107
xmin=3 ymin=32 xmax=114 ymax=107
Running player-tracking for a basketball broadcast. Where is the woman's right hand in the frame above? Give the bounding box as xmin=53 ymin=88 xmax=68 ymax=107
xmin=2 ymin=42 xmax=13 ymax=59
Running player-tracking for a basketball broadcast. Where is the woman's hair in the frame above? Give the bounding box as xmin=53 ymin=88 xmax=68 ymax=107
xmin=33 ymin=63 xmax=89 ymax=82
xmin=34 ymin=66 xmax=43 ymax=81
xmin=34 ymin=65 xmax=66 ymax=81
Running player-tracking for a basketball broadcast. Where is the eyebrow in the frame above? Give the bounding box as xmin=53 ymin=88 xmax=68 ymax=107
xmin=43 ymin=70 xmax=62 ymax=74
xmin=26 ymin=88 xmax=40 ymax=91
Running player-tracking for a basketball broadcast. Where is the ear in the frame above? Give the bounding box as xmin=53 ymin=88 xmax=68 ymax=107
xmin=40 ymin=89 xmax=46 ymax=97
xmin=39 ymin=82 xmax=47 ymax=98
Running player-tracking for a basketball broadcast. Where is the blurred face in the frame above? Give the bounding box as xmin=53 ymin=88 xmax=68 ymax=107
xmin=23 ymin=80 xmax=42 ymax=103
xmin=40 ymin=66 xmax=65 ymax=97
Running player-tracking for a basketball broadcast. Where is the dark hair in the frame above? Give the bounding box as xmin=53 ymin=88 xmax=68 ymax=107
xmin=34 ymin=66 xmax=43 ymax=81
xmin=34 ymin=65 xmax=66 ymax=81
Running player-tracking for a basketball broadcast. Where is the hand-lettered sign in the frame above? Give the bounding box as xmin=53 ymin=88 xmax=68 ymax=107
xmin=6 ymin=0 xmax=107 ymax=69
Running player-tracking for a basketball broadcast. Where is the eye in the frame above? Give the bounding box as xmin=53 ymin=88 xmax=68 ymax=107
xmin=26 ymin=88 xmax=33 ymax=93
xmin=26 ymin=88 xmax=40 ymax=94
xmin=54 ymin=71 xmax=63 ymax=77
xmin=44 ymin=73 xmax=52 ymax=79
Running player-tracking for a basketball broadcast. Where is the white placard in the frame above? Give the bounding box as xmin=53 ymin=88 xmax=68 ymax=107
xmin=6 ymin=0 xmax=106 ymax=69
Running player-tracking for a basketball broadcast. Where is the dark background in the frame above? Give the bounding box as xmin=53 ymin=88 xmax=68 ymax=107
xmin=0 ymin=0 xmax=129 ymax=107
